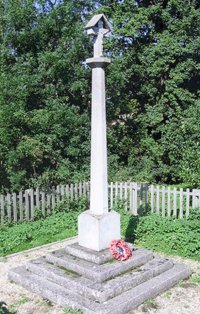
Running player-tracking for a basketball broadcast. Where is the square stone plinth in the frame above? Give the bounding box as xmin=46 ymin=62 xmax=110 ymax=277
xmin=78 ymin=210 xmax=120 ymax=251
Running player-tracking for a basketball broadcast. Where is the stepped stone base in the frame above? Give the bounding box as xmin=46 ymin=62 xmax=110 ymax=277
xmin=8 ymin=243 xmax=191 ymax=314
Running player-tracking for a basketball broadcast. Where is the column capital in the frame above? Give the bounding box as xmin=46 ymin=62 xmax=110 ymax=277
xmin=86 ymin=57 xmax=111 ymax=68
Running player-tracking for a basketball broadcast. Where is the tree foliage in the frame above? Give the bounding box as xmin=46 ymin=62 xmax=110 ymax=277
xmin=0 ymin=0 xmax=200 ymax=191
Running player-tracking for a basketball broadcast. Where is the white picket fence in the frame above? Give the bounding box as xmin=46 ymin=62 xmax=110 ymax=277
xmin=0 ymin=182 xmax=200 ymax=224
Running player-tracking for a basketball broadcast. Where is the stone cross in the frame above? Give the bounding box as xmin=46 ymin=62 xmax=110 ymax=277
xmin=78 ymin=14 xmax=120 ymax=251
xmin=93 ymin=20 xmax=108 ymax=57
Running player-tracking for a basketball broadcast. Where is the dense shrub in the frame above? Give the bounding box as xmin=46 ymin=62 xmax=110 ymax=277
xmin=119 ymin=206 xmax=200 ymax=261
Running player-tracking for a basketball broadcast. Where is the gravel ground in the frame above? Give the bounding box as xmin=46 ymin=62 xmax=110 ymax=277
xmin=0 ymin=237 xmax=199 ymax=314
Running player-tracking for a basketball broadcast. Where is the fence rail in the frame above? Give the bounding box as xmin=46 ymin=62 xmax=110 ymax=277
xmin=0 ymin=182 xmax=200 ymax=224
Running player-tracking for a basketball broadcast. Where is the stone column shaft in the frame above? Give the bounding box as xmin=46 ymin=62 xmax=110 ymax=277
xmin=90 ymin=66 xmax=108 ymax=215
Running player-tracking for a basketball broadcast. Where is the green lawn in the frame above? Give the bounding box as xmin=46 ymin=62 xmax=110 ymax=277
xmin=0 ymin=198 xmax=86 ymax=256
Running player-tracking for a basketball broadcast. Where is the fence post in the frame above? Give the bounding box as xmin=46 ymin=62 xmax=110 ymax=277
xmin=192 ymin=189 xmax=200 ymax=209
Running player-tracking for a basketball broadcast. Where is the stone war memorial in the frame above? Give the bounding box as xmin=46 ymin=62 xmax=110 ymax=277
xmin=9 ymin=14 xmax=191 ymax=314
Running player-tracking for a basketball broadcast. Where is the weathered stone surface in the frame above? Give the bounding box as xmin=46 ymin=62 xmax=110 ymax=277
xmin=65 ymin=242 xmax=114 ymax=264
xmin=45 ymin=247 xmax=153 ymax=282
xmin=8 ymin=267 xmax=97 ymax=313
xmin=78 ymin=210 xmax=120 ymax=251
xmin=26 ymin=255 xmax=174 ymax=303
xmin=9 ymin=262 xmax=191 ymax=314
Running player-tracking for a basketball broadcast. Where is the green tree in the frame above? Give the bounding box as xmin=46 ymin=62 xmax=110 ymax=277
xmin=0 ymin=0 xmax=93 ymax=191
xmin=0 ymin=0 xmax=200 ymax=191
xmin=101 ymin=0 xmax=200 ymax=185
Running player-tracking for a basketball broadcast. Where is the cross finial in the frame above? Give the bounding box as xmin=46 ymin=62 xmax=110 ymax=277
xmin=85 ymin=14 xmax=111 ymax=57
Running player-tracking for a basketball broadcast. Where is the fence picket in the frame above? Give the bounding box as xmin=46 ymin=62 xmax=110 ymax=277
xmin=56 ymin=186 xmax=60 ymax=203
xmin=30 ymin=189 xmax=34 ymax=220
xmin=0 ymin=181 xmax=198 ymax=224
xmin=86 ymin=182 xmax=90 ymax=197
xmin=167 ymin=187 xmax=171 ymax=217
xmin=70 ymin=184 xmax=74 ymax=200
xmin=124 ymin=182 xmax=128 ymax=211
xmin=79 ymin=182 xmax=82 ymax=197
xmin=13 ymin=193 xmax=17 ymax=222
xmin=119 ymin=182 xmax=123 ymax=200
xmin=19 ymin=191 xmax=23 ymax=221
xmin=83 ymin=182 xmax=86 ymax=197
xmin=65 ymin=185 xmax=70 ymax=198
xmin=173 ymin=188 xmax=177 ymax=217
xmin=162 ymin=186 xmax=165 ymax=217
xmin=139 ymin=184 xmax=143 ymax=215
xmin=115 ymin=182 xmax=118 ymax=203
xmin=47 ymin=193 xmax=51 ymax=214
xmin=110 ymin=182 xmax=114 ymax=209
xmin=61 ymin=185 xmax=65 ymax=200
xmin=133 ymin=183 xmax=138 ymax=215
xmin=129 ymin=183 xmax=133 ymax=213
xmin=25 ymin=190 xmax=29 ymax=220
xmin=7 ymin=193 xmax=11 ymax=222
xmin=156 ymin=185 xmax=160 ymax=214
xmin=144 ymin=184 xmax=148 ymax=211
xmin=1 ymin=195 xmax=5 ymax=224
xmin=74 ymin=183 xmax=78 ymax=200
xmin=41 ymin=192 xmax=45 ymax=216
xmin=150 ymin=185 xmax=154 ymax=213
xmin=180 ymin=188 xmax=183 ymax=219
xmin=186 ymin=189 xmax=190 ymax=218
xmin=36 ymin=187 xmax=40 ymax=209
xmin=52 ymin=187 xmax=56 ymax=209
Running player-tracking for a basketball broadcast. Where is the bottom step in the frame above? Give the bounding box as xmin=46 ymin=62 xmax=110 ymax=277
xmin=9 ymin=263 xmax=191 ymax=314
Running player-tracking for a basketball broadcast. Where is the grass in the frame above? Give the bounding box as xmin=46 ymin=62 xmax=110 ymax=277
xmin=0 ymin=212 xmax=77 ymax=256
xmin=63 ymin=308 xmax=83 ymax=314
xmin=190 ymin=274 xmax=200 ymax=284
xmin=0 ymin=198 xmax=199 ymax=263
xmin=141 ymin=299 xmax=159 ymax=312
xmin=0 ymin=198 xmax=87 ymax=256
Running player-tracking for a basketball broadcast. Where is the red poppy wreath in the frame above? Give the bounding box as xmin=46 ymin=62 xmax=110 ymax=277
xmin=109 ymin=239 xmax=132 ymax=261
